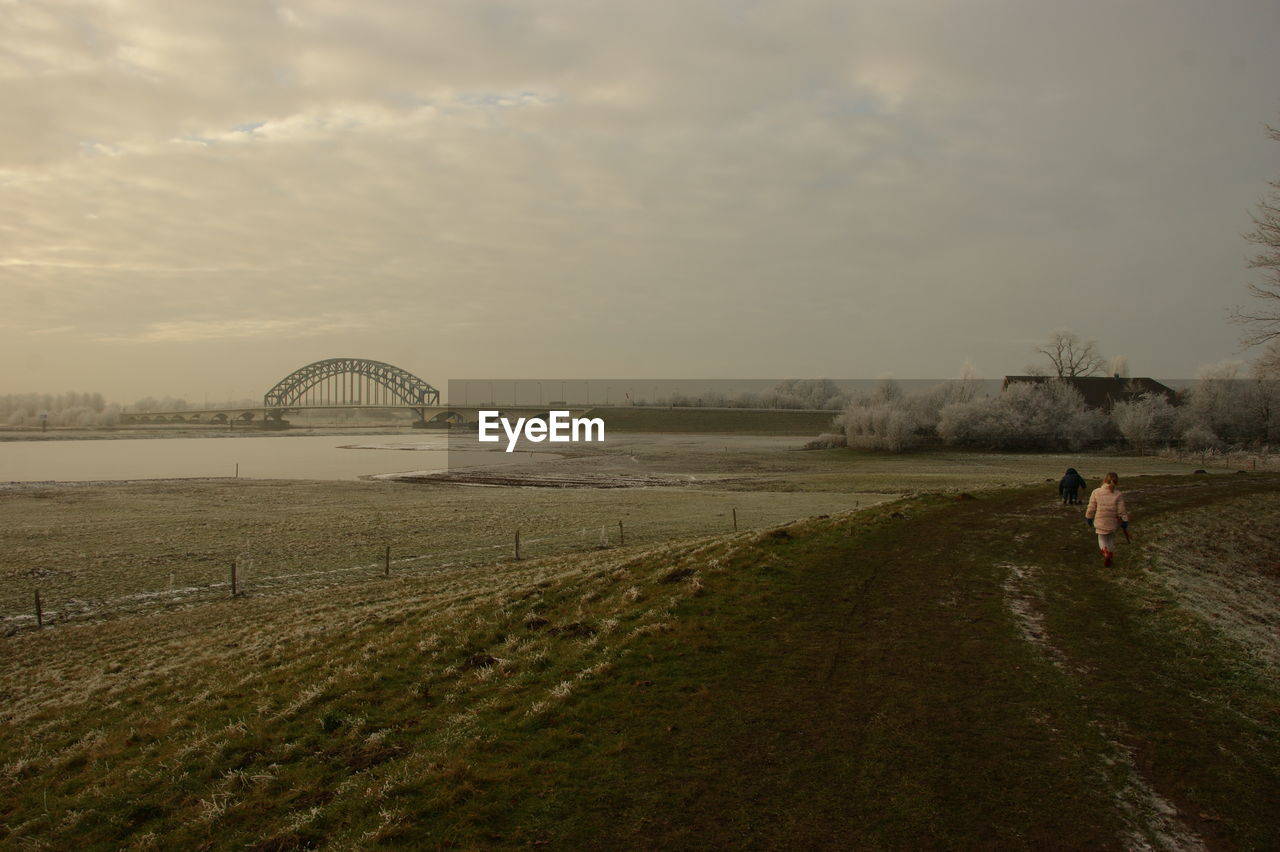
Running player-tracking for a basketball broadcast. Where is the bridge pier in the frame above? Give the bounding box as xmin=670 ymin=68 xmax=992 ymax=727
xmin=411 ymin=407 xmax=454 ymax=428
xmin=413 ymin=408 xmax=467 ymax=429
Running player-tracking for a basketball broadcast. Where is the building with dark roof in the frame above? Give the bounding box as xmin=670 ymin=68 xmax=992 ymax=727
xmin=1001 ymin=375 xmax=1177 ymax=412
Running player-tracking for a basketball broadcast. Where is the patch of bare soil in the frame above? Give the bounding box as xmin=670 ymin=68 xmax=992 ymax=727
xmin=1001 ymin=563 xmax=1073 ymax=672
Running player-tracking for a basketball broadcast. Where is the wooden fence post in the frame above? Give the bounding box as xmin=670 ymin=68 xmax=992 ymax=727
xmin=34 ymin=589 xmax=43 ymax=629
xmin=385 ymin=545 xmax=391 ymax=576
xmin=732 ymin=508 xmax=738 ymax=532
xmin=619 ymin=520 xmax=625 ymax=546
xmin=231 ymin=560 xmax=238 ymax=597
xmin=515 ymin=530 xmax=521 ymax=560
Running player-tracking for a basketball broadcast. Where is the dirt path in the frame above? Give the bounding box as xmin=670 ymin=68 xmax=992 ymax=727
xmin=570 ymin=474 xmax=1280 ymax=849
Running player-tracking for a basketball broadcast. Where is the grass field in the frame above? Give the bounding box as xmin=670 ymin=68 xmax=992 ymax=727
xmin=0 ymin=478 xmax=883 ymax=623
xmin=2 ymin=437 xmax=1208 ymax=623
xmin=2 ymin=438 xmax=1275 ymax=848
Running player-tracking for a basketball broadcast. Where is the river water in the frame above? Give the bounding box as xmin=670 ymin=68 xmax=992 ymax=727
xmin=0 ymin=435 xmax=456 ymax=482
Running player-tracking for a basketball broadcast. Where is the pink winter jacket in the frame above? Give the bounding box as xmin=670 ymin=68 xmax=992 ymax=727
xmin=1085 ymin=486 xmax=1129 ymax=534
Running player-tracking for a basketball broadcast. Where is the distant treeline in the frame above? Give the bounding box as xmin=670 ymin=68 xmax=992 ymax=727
xmin=822 ymin=370 xmax=1280 ymax=453
xmin=637 ymin=378 xmax=852 ymax=411
xmin=2 ymin=394 xmax=259 ymax=427
xmin=1 ymin=393 xmax=119 ymax=428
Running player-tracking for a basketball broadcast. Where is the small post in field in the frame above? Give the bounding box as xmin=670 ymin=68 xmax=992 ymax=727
xmin=619 ymin=520 xmax=625 ymax=546
xmin=34 ymin=589 xmax=43 ymax=628
xmin=515 ymin=529 xmax=521 ymax=560
xmin=231 ymin=560 xmax=238 ymax=597
xmin=384 ymin=545 xmax=391 ymax=577
xmin=732 ymin=508 xmax=738 ymax=532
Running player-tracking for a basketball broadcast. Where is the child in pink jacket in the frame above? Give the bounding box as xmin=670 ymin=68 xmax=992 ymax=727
xmin=1085 ymin=472 xmax=1129 ymax=567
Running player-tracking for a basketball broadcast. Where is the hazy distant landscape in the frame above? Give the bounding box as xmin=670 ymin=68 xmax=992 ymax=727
xmin=5 ymin=373 xmax=1280 ymax=848
xmin=6 ymin=0 xmax=1280 ymax=847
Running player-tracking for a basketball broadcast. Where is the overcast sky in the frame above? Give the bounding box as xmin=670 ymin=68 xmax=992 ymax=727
xmin=3 ymin=0 xmax=1279 ymax=402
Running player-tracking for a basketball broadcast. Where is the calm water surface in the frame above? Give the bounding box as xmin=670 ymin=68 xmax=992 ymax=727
xmin=0 ymin=435 xmax=453 ymax=482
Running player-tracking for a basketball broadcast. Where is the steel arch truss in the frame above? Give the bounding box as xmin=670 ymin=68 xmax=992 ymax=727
xmin=263 ymin=358 xmax=440 ymax=409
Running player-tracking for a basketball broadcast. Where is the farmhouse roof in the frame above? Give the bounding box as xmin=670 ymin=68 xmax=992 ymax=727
xmin=1001 ymin=375 xmax=1177 ymax=412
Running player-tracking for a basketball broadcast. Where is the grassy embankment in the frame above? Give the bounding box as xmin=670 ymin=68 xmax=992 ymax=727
xmin=2 ymin=472 xmax=1278 ymax=848
xmin=0 ymin=478 xmax=878 ymax=621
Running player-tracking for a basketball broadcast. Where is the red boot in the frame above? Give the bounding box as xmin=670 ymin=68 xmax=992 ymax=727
xmin=1102 ymin=548 xmax=1113 ymax=567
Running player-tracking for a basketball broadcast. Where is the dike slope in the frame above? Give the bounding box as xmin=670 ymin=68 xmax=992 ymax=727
xmin=2 ymin=474 xmax=1278 ymax=849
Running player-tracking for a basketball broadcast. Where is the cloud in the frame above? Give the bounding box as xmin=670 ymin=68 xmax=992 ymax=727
xmin=2 ymin=0 xmax=1280 ymax=399
xmin=90 ymin=313 xmax=377 ymax=344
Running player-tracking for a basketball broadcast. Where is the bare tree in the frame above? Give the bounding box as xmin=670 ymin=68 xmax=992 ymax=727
xmin=1035 ymin=330 xmax=1106 ymax=378
xmin=954 ymin=359 xmax=980 ymax=404
xmin=1235 ymin=122 xmax=1280 ymax=347
xmin=1257 ymin=340 xmax=1280 ymax=378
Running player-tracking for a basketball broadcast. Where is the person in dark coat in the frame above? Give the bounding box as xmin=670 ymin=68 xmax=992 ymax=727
xmin=1059 ymin=468 xmax=1086 ymax=505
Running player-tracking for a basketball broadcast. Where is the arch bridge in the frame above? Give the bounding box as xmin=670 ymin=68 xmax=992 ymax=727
xmin=264 ymin=358 xmax=439 ymax=416
xmin=121 ymin=359 xmax=443 ymax=428
xmin=120 ymin=359 xmax=587 ymax=429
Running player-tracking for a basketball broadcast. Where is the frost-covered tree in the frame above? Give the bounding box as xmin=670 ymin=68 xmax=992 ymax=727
xmin=938 ymin=380 xmax=1107 ymax=451
xmin=840 ymin=403 xmax=920 ymax=452
xmin=837 ymin=379 xmax=913 ymax=452
xmin=1180 ymin=362 xmax=1266 ymax=446
xmin=1182 ymin=426 xmax=1222 ymax=453
xmin=833 ymin=368 xmax=991 ymax=453
xmin=766 ymin=378 xmax=848 ymax=410
xmin=0 ymin=392 xmax=115 ymax=426
xmin=1111 ymin=394 xmax=1177 ymax=454
xmin=1174 ymin=355 xmax=1280 ymax=446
